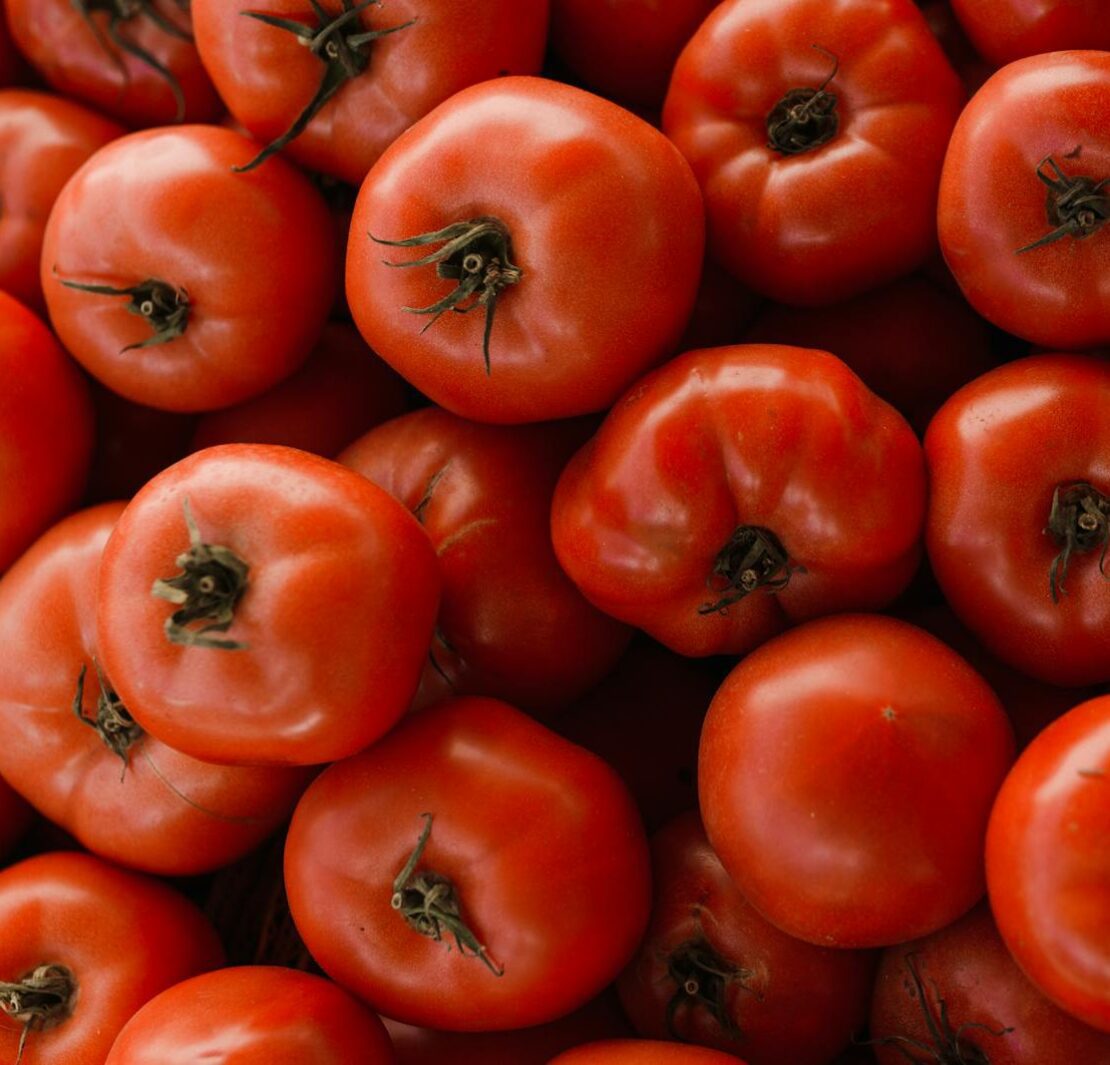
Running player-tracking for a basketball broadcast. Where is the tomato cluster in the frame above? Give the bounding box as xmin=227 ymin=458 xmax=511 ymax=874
xmin=0 ymin=0 xmax=1106 ymax=1062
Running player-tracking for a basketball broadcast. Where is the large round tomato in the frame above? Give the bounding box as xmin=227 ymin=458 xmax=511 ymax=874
xmin=663 ymin=0 xmax=963 ymax=304
xmin=347 ymin=76 xmax=704 ymax=425
xmin=548 ymin=1042 xmax=746 ymax=1064
xmin=96 ymin=444 xmax=440 ymax=766
xmin=949 ymin=0 xmax=1110 ymax=66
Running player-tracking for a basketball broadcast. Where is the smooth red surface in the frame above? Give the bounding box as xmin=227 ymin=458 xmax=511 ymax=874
xmin=549 ymin=1042 xmax=746 ymax=1064
xmin=950 ymin=0 xmax=1110 ymax=65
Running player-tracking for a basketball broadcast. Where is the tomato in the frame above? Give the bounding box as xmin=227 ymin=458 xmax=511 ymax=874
xmin=338 ymin=409 xmax=631 ymax=715
xmin=192 ymin=0 xmax=548 ymax=185
xmin=347 ymin=76 xmax=704 ymax=425
xmin=0 ymin=291 xmax=93 ymax=575
xmin=870 ymin=902 xmax=1110 ymax=1064
xmin=41 ymin=125 xmax=337 ymax=413
xmin=699 ymin=615 xmax=1015 ymax=948
xmin=4 ymin=0 xmax=222 ymax=127
xmin=617 ymin=812 xmax=877 ymax=1065
xmin=548 ymin=1041 xmax=746 ymax=1064
xmin=949 ymin=0 xmax=1110 ymax=66
xmin=0 ymin=851 xmax=223 ymax=1065
xmin=96 ymin=444 xmax=440 ymax=766
xmin=105 ymin=966 xmax=396 ymax=1064
xmin=663 ymin=0 xmax=963 ymax=305
xmin=938 ymin=52 xmax=1110 ymax=349
xmin=551 ymin=345 xmax=925 ymax=658
xmin=986 ymin=695 xmax=1110 ymax=1033
xmin=925 ymin=354 xmax=1110 ymax=687
xmin=284 ymin=697 xmax=650 ymax=1030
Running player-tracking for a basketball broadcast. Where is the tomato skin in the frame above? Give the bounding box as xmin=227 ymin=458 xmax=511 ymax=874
xmin=284 ymin=697 xmax=651 ymax=1031
xmin=699 ymin=615 xmax=1015 ymax=949
xmin=41 ymin=125 xmax=337 ymax=413
xmin=663 ymin=0 xmax=963 ymax=305
xmin=0 ymin=291 xmax=93 ymax=575
xmin=949 ymin=0 xmax=1110 ymax=66
xmin=925 ymin=355 xmax=1110 ymax=687
xmin=347 ymin=76 xmax=704 ymax=425
xmin=548 ymin=1041 xmax=746 ymax=1064
xmin=938 ymin=52 xmax=1110 ymax=349
xmin=96 ymin=444 xmax=441 ymax=767
xmin=986 ymin=695 xmax=1110 ymax=1033
xmin=105 ymin=966 xmax=396 ymax=1064
xmin=551 ymin=344 xmax=925 ymax=658
xmin=0 ymin=851 xmax=223 ymax=1065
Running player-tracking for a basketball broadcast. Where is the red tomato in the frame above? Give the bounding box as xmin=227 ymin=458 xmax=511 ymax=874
xmin=663 ymin=0 xmax=963 ymax=304
xmin=192 ymin=0 xmax=548 ymax=185
xmin=949 ymin=0 xmax=1110 ymax=66
xmin=986 ymin=695 xmax=1110 ymax=1033
xmin=551 ymin=345 xmax=925 ymax=657
xmin=549 ymin=1042 xmax=746 ymax=1064
xmin=41 ymin=125 xmax=337 ymax=413
xmin=347 ymin=76 xmax=704 ymax=425
xmin=617 ymin=812 xmax=877 ymax=1065
xmin=96 ymin=445 xmax=441 ymax=766
xmin=105 ymin=967 xmax=396 ymax=1064
xmin=925 ymin=355 xmax=1110 ymax=687
xmin=938 ymin=52 xmax=1110 ymax=349
xmin=284 ymin=697 xmax=651 ymax=1031
xmin=0 ymin=291 xmax=93 ymax=574
xmin=0 ymin=851 xmax=223 ymax=1065
xmin=699 ymin=615 xmax=1015 ymax=948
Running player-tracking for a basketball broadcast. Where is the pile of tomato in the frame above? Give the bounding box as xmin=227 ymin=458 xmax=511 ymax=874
xmin=0 ymin=0 xmax=1107 ymax=1062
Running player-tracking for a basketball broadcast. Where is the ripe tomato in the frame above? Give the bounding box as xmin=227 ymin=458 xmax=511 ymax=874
xmin=949 ymin=0 xmax=1110 ymax=66
xmin=699 ymin=615 xmax=1015 ymax=948
xmin=96 ymin=444 xmax=440 ymax=766
xmin=0 ymin=851 xmax=223 ymax=1065
xmin=548 ymin=1042 xmax=746 ymax=1064
xmin=105 ymin=966 xmax=396 ymax=1064
xmin=938 ymin=52 xmax=1110 ymax=349
xmin=41 ymin=125 xmax=337 ymax=413
xmin=284 ymin=697 xmax=651 ymax=1031
xmin=925 ymin=355 xmax=1110 ymax=687
xmin=551 ymin=345 xmax=925 ymax=657
xmin=986 ymin=695 xmax=1110 ymax=1033
xmin=347 ymin=76 xmax=704 ymax=425
xmin=663 ymin=0 xmax=963 ymax=304
xmin=192 ymin=0 xmax=548 ymax=185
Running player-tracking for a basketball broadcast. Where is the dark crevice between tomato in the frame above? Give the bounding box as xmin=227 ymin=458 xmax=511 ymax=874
xmin=426 ymin=626 xmax=458 ymax=690
xmin=72 ymin=661 xmax=143 ymax=778
xmin=664 ymin=938 xmax=751 ymax=1044
xmin=55 ymin=275 xmax=189 ymax=351
xmin=151 ymin=497 xmax=250 ymax=650
xmin=1045 ymin=482 xmax=1110 ymax=602
xmin=391 ymin=813 xmax=504 ymax=977
xmin=1017 ymin=155 xmax=1109 ymax=253
xmin=699 ymin=525 xmax=802 ymax=615
xmin=372 ymin=217 xmax=523 ymax=374
xmin=233 ymin=0 xmax=417 ymax=173
xmin=74 ymin=0 xmax=193 ymax=121
xmin=0 ymin=964 xmax=77 ymax=1065
xmin=766 ymin=45 xmax=840 ymax=156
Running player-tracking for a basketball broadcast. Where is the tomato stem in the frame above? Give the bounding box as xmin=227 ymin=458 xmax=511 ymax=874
xmin=72 ymin=661 xmax=144 ymax=775
xmin=56 ymin=275 xmax=189 ymax=351
xmin=1016 ymin=156 xmax=1109 ymax=253
xmin=0 ymin=965 xmax=77 ymax=1065
xmin=699 ymin=525 xmax=801 ymax=615
xmin=1045 ymin=482 xmax=1110 ymax=603
xmin=766 ymin=45 xmax=840 ymax=156
xmin=390 ymin=813 xmax=504 ymax=977
xmin=665 ymin=938 xmax=749 ymax=1043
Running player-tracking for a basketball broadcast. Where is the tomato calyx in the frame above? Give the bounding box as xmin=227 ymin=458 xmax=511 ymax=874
xmin=0 ymin=964 xmax=77 ymax=1065
xmin=699 ymin=525 xmax=801 ymax=614
xmin=766 ymin=45 xmax=840 ymax=156
xmin=1017 ymin=156 xmax=1110 ymax=253
xmin=55 ymin=275 xmax=189 ymax=352
xmin=390 ymin=813 xmax=504 ymax=977
xmin=72 ymin=662 xmax=144 ymax=773
xmin=664 ymin=938 xmax=750 ymax=1043
xmin=151 ymin=498 xmax=250 ymax=650
xmin=234 ymin=0 xmax=417 ymax=173
xmin=1045 ymin=482 xmax=1110 ymax=603
xmin=372 ymin=217 xmax=523 ymax=375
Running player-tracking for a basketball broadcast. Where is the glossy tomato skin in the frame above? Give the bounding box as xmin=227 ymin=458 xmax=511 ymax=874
xmin=938 ymin=52 xmax=1110 ymax=349
xmin=347 ymin=77 xmax=704 ymax=425
xmin=986 ymin=695 xmax=1110 ymax=1032
xmin=105 ymin=966 xmax=396 ymax=1064
xmin=339 ymin=409 xmax=631 ymax=715
xmin=551 ymin=345 xmax=925 ymax=657
xmin=0 ymin=851 xmax=223 ymax=1065
xmin=663 ymin=0 xmax=963 ymax=305
xmin=617 ymin=812 xmax=877 ymax=1064
xmin=192 ymin=0 xmax=548 ymax=186
xmin=0 ymin=291 xmax=93 ymax=574
xmin=96 ymin=445 xmax=440 ymax=767
xmin=700 ymin=615 xmax=1015 ymax=949
xmin=925 ymin=355 xmax=1110 ymax=687
xmin=285 ymin=697 xmax=651 ymax=1031
xmin=41 ymin=125 xmax=337 ymax=413
xmin=949 ymin=0 xmax=1110 ymax=66
xmin=549 ymin=1041 xmax=746 ymax=1064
